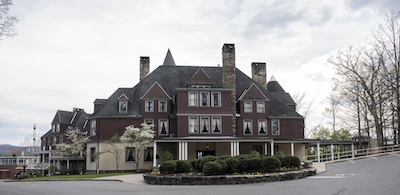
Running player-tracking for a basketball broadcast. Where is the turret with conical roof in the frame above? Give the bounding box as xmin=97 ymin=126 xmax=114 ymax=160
xmin=163 ymin=49 xmax=176 ymax=66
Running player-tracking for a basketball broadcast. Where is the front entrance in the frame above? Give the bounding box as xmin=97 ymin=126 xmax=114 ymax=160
xmin=196 ymin=150 xmax=215 ymax=158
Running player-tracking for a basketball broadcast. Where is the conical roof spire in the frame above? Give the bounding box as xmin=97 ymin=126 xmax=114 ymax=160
xmin=163 ymin=48 xmax=176 ymax=66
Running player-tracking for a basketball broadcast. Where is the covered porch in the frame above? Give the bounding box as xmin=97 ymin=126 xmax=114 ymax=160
xmin=152 ymin=137 xmax=309 ymax=167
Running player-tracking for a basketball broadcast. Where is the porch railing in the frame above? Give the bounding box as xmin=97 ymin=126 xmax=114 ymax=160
xmin=303 ymin=144 xmax=400 ymax=163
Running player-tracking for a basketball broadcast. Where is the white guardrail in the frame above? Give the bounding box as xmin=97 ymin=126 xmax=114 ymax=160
xmin=303 ymin=144 xmax=400 ymax=163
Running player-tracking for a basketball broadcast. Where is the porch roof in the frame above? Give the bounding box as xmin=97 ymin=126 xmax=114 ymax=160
xmin=155 ymin=136 xmax=274 ymax=142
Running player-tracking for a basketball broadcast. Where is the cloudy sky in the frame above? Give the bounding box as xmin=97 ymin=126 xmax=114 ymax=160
xmin=0 ymin=0 xmax=399 ymax=146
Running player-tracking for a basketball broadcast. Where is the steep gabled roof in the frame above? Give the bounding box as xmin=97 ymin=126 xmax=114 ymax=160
xmin=90 ymin=65 xmax=302 ymax=119
xmin=267 ymin=76 xmax=296 ymax=106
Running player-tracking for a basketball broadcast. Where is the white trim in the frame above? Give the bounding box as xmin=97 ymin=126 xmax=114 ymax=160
xmin=177 ymin=113 xmax=232 ymax=117
xmin=140 ymin=81 xmax=172 ymax=100
xmin=117 ymin=93 xmax=129 ymax=100
xmin=237 ymin=83 xmax=269 ymax=102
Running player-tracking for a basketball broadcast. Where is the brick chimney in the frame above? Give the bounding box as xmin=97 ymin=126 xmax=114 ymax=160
xmin=251 ymin=62 xmax=267 ymax=88
xmin=140 ymin=56 xmax=150 ymax=81
xmin=222 ymin=43 xmax=237 ymax=136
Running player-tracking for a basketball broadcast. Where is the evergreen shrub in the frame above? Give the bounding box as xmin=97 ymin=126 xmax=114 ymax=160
xmin=202 ymin=161 xmax=222 ymax=176
xmin=159 ymin=161 xmax=177 ymax=174
xmin=281 ymin=156 xmax=301 ymax=168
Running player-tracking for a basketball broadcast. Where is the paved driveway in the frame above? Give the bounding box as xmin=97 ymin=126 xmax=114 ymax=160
xmin=1 ymin=154 xmax=400 ymax=195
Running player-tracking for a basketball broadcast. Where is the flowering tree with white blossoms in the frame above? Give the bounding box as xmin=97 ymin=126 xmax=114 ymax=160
xmin=120 ymin=123 xmax=154 ymax=172
xmin=56 ymin=127 xmax=90 ymax=173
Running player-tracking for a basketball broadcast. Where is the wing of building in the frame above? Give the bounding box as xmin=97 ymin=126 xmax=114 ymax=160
xmin=85 ymin=43 xmax=306 ymax=172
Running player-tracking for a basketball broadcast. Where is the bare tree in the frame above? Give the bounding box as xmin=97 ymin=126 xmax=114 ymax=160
xmin=101 ymin=134 xmax=124 ymax=171
xmin=0 ymin=0 xmax=18 ymax=40
xmin=292 ymin=92 xmax=314 ymax=138
xmin=324 ymin=92 xmax=341 ymax=133
xmin=373 ymin=11 xmax=400 ymax=144
xmin=329 ymin=46 xmax=385 ymax=146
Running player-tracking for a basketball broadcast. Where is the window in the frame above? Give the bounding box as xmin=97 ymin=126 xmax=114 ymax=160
xmin=144 ymin=119 xmax=154 ymax=131
xmin=53 ymin=137 xmax=57 ymax=145
xmin=212 ymin=92 xmax=221 ymax=107
xmin=159 ymin=100 xmax=167 ymax=112
xmin=189 ymin=117 xmax=198 ymax=134
xmin=243 ymin=120 xmax=253 ymax=135
xmin=191 ymin=85 xmax=210 ymax=88
xmin=159 ymin=119 xmax=169 ymax=135
xmin=189 ymin=92 xmax=198 ymax=107
xmin=257 ymin=102 xmax=265 ymax=113
xmin=126 ymin=147 xmax=135 ymax=162
xmin=52 ymin=125 xmax=55 ymax=133
xmin=119 ymin=101 xmax=128 ymax=112
xmin=145 ymin=100 xmax=154 ymax=112
xmin=211 ymin=117 xmax=222 ymax=134
xmin=271 ymin=119 xmax=280 ymax=135
xmin=56 ymin=124 xmax=60 ymax=132
xmin=47 ymin=137 xmax=51 ymax=146
xmin=258 ymin=120 xmax=267 ymax=135
xmin=244 ymin=102 xmax=252 ymax=113
xmin=144 ymin=147 xmax=153 ymax=162
xmin=200 ymin=92 xmax=209 ymax=107
xmin=59 ymin=135 xmax=63 ymax=143
xmin=90 ymin=120 xmax=96 ymax=136
xmin=200 ymin=117 xmax=210 ymax=133
xmin=90 ymin=147 xmax=96 ymax=162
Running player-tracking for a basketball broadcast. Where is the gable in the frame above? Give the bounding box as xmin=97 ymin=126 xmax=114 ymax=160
xmin=238 ymin=83 xmax=269 ymax=101
xmin=187 ymin=68 xmax=215 ymax=86
xmin=117 ymin=93 xmax=129 ymax=100
xmin=141 ymin=81 xmax=172 ymax=100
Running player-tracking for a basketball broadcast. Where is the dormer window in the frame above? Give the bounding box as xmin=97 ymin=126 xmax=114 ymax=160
xmin=119 ymin=101 xmax=128 ymax=112
xmin=56 ymin=124 xmax=60 ymax=132
xmin=117 ymin=93 xmax=129 ymax=113
xmin=52 ymin=125 xmax=55 ymax=133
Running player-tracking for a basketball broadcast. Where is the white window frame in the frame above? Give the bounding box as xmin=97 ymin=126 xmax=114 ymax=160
xmin=243 ymin=120 xmax=253 ymax=135
xmin=144 ymin=147 xmax=154 ymax=162
xmin=52 ymin=125 xmax=55 ymax=133
xmin=91 ymin=120 xmax=96 ymax=136
xmin=211 ymin=92 xmax=221 ymax=107
xmin=200 ymin=117 xmax=210 ymax=134
xmin=144 ymin=119 xmax=154 ymax=131
xmin=90 ymin=147 xmax=96 ymax=162
xmin=200 ymin=92 xmax=209 ymax=107
xmin=59 ymin=135 xmax=63 ymax=143
xmin=271 ymin=119 xmax=280 ymax=135
xmin=159 ymin=119 xmax=169 ymax=136
xmin=119 ymin=101 xmax=128 ymax=112
xmin=211 ymin=117 xmax=222 ymax=134
xmin=56 ymin=124 xmax=60 ymax=132
xmin=53 ymin=137 xmax=57 ymax=144
xmin=244 ymin=101 xmax=252 ymax=113
xmin=158 ymin=100 xmax=167 ymax=112
xmin=145 ymin=100 xmax=154 ymax=112
xmin=258 ymin=119 xmax=267 ymax=135
xmin=125 ymin=147 xmax=135 ymax=162
xmin=256 ymin=102 xmax=265 ymax=113
xmin=189 ymin=92 xmax=198 ymax=107
xmin=189 ymin=117 xmax=199 ymax=134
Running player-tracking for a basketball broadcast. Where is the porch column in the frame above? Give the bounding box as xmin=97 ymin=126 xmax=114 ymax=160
xmin=270 ymin=141 xmax=274 ymax=156
xmin=317 ymin=142 xmax=321 ymax=163
xmin=331 ymin=144 xmax=334 ymax=161
xmin=230 ymin=142 xmax=239 ymax=156
xmin=264 ymin=143 xmax=268 ymax=155
xmin=67 ymin=159 xmax=70 ymax=169
xmin=290 ymin=142 xmax=294 ymax=156
xmin=153 ymin=142 xmax=157 ymax=168
xmin=178 ymin=142 xmax=188 ymax=160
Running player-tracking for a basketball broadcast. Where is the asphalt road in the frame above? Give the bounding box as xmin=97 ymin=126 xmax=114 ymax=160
xmin=1 ymin=154 xmax=400 ymax=195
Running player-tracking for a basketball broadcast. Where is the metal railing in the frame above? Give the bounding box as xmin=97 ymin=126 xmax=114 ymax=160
xmin=303 ymin=144 xmax=400 ymax=163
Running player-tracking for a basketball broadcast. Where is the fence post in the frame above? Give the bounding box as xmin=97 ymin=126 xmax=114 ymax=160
xmin=331 ymin=144 xmax=334 ymax=161
xmin=317 ymin=142 xmax=321 ymax=163
xmin=351 ymin=144 xmax=355 ymax=159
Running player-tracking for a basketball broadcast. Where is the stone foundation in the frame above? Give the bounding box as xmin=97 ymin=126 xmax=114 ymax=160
xmin=143 ymin=168 xmax=316 ymax=185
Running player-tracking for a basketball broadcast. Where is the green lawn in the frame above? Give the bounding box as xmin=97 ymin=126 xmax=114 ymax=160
xmin=23 ymin=173 xmax=130 ymax=181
